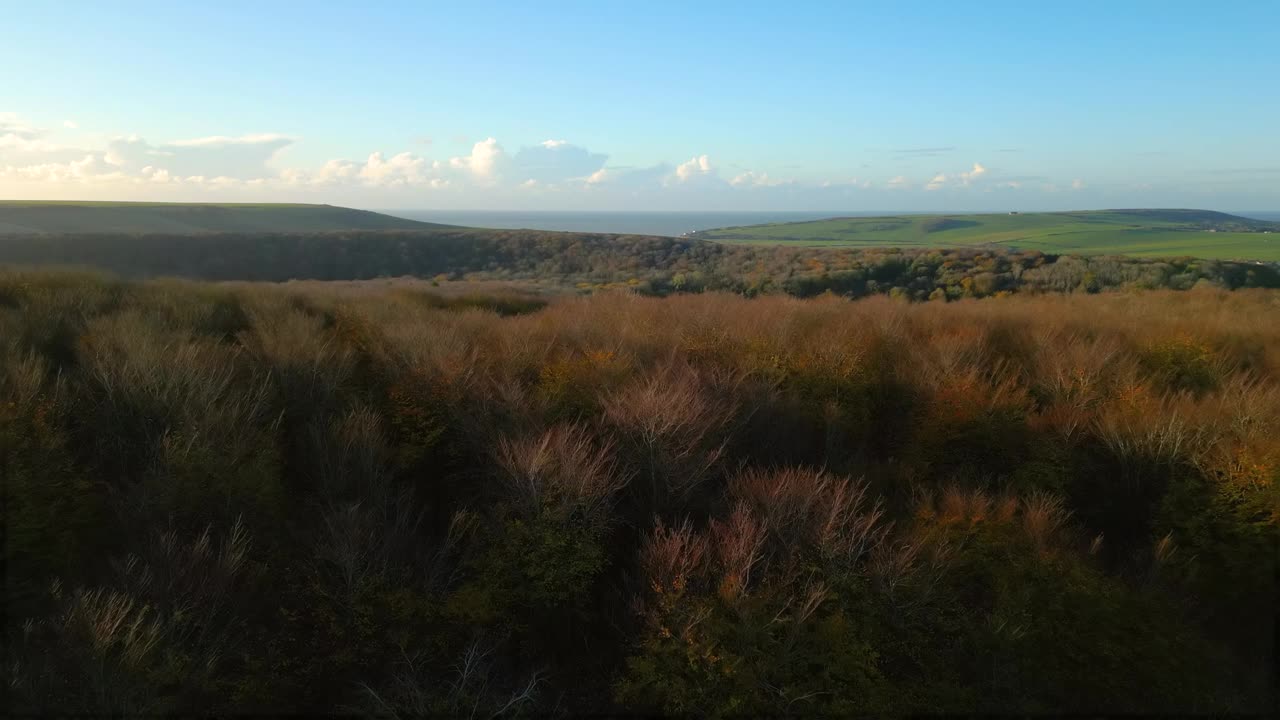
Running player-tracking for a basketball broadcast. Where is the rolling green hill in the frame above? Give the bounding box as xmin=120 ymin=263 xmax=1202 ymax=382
xmin=692 ymin=209 xmax=1280 ymax=261
xmin=0 ymin=201 xmax=450 ymax=234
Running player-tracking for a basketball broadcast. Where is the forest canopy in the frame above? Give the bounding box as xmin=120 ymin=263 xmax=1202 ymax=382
xmin=3 ymin=268 xmax=1276 ymax=714
xmin=2 ymin=228 xmax=1278 ymax=299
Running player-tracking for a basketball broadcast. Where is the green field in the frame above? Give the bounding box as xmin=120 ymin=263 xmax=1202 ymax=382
xmin=0 ymin=201 xmax=450 ymax=234
xmin=693 ymin=209 xmax=1280 ymax=261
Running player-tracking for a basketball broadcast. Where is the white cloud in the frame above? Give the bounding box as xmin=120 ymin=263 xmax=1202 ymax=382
xmin=449 ymin=137 xmax=504 ymax=180
xmin=511 ymin=141 xmax=607 ymax=183
xmin=923 ymin=162 xmax=987 ymax=190
xmin=0 ymin=112 xmax=39 ymax=139
xmin=821 ymin=177 xmax=873 ymax=189
xmin=314 ymin=158 xmax=360 ymax=184
xmin=0 ymin=113 xmax=88 ymax=164
xmin=284 ymin=150 xmax=458 ymax=189
xmin=674 ymin=154 xmax=714 ymax=182
xmin=141 ymin=166 xmax=173 ymax=183
xmin=102 ymin=133 xmax=292 ymax=178
xmin=0 ymin=134 xmax=65 ymax=154
xmin=277 ymin=167 xmax=308 ymax=186
xmin=358 ymin=151 xmax=427 ymax=186
xmin=730 ymin=170 xmax=788 ymax=187
xmin=166 ymin=133 xmax=292 ymax=148
xmin=1 ymin=153 xmax=127 ymax=184
xmin=63 ymin=120 xmax=79 ymax=129
xmin=0 ymin=117 xmax=1103 ymax=207
xmin=581 ymin=163 xmax=674 ymax=191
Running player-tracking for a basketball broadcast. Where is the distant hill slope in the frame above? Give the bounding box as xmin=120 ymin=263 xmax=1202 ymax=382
xmin=691 ymin=209 xmax=1280 ymax=261
xmin=0 ymin=201 xmax=451 ymax=234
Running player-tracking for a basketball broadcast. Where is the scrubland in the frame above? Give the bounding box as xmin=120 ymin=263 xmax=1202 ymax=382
xmin=3 ymin=268 xmax=1276 ymax=714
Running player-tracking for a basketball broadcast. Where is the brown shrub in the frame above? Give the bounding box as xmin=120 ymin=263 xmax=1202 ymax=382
xmin=640 ymin=518 xmax=710 ymax=598
xmin=492 ymin=423 xmax=627 ymax=525
xmin=603 ymin=361 xmax=738 ymax=509
xmin=727 ymin=466 xmax=888 ymax=565
xmin=710 ymin=503 xmax=768 ymax=603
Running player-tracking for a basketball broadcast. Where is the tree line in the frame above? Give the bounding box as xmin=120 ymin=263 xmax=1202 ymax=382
xmin=2 ymin=228 xmax=1277 ymax=298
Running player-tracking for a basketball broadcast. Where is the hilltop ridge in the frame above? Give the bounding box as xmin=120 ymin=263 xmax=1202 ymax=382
xmin=0 ymin=201 xmax=449 ymax=234
xmin=692 ymin=209 xmax=1280 ymax=261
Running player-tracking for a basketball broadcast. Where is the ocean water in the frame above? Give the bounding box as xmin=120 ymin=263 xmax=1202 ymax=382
xmin=381 ymin=209 xmax=1280 ymax=237
xmin=380 ymin=210 xmax=887 ymax=236
xmin=1236 ymin=211 xmax=1280 ymax=222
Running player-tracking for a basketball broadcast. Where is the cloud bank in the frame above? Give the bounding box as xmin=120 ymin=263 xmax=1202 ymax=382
xmin=0 ymin=111 xmax=1156 ymax=209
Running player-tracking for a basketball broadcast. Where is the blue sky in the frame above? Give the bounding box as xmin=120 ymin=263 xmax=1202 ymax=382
xmin=2 ymin=0 xmax=1277 ymax=210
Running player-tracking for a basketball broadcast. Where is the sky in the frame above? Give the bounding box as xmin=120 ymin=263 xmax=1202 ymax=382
xmin=2 ymin=0 xmax=1278 ymax=211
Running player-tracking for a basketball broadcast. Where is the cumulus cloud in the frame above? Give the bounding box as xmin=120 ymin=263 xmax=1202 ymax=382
xmin=141 ymin=166 xmax=172 ymax=183
xmin=511 ymin=141 xmax=607 ymax=183
xmin=313 ymin=158 xmax=359 ymax=184
xmin=282 ymin=151 xmax=453 ymax=189
xmin=582 ymin=163 xmax=674 ymax=191
xmin=1 ymin=153 xmax=127 ymax=184
xmin=0 ymin=133 xmax=65 ymax=154
xmin=923 ymin=162 xmax=987 ymax=190
xmin=0 ymin=112 xmax=85 ymax=162
xmin=449 ymin=137 xmax=505 ymax=181
xmin=0 ymin=112 xmax=39 ymax=139
xmin=165 ymin=133 xmax=291 ymax=148
xmin=358 ymin=151 xmax=428 ymax=186
xmin=729 ymin=170 xmax=790 ymax=187
xmin=102 ymin=133 xmax=293 ymax=179
xmin=674 ymin=154 xmax=714 ymax=182
xmin=820 ymin=177 xmax=873 ymax=189
xmin=0 ymin=116 xmax=1088 ymax=206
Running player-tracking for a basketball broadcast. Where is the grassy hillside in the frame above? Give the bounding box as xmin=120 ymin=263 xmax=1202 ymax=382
xmin=0 ymin=201 xmax=449 ymax=234
xmin=693 ymin=209 xmax=1280 ymax=261
xmin=4 ymin=268 xmax=1276 ymax=714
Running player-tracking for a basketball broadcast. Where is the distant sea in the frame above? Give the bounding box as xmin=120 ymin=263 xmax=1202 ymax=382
xmin=1237 ymin=211 xmax=1280 ymax=222
xmin=381 ymin=209 xmax=1280 ymax=237
xmin=381 ymin=210 xmax=895 ymax=237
